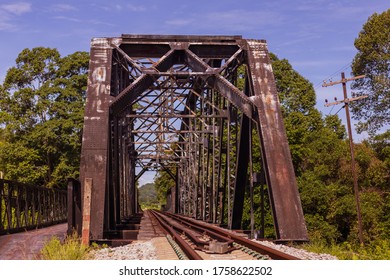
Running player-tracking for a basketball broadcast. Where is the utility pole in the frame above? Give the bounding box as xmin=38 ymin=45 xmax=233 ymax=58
xmin=323 ymin=72 xmax=367 ymax=245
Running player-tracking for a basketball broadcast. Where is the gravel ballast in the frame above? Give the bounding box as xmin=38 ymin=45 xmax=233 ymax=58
xmin=90 ymin=238 xmax=337 ymax=260
xmin=255 ymin=240 xmax=338 ymax=260
xmin=90 ymin=241 xmax=157 ymax=260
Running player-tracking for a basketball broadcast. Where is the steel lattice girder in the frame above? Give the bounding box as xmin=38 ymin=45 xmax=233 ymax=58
xmin=79 ymin=35 xmax=308 ymax=242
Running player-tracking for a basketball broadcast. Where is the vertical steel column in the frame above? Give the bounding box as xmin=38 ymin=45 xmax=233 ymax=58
xmin=107 ymin=117 xmax=118 ymax=230
xmin=7 ymin=183 xmax=12 ymax=229
xmin=31 ymin=188 xmax=36 ymax=226
xmin=230 ymin=112 xmax=250 ymax=229
xmin=0 ymin=180 xmax=3 ymax=232
xmin=114 ymin=116 xmax=123 ymax=219
xmin=216 ymin=110 xmax=226 ymax=224
xmin=67 ymin=178 xmax=82 ymax=235
xmin=226 ymin=102 xmax=232 ymax=228
xmin=211 ymin=90 xmax=217 ymax=223
xmin=200 ymin=94 xmax=206 ymax=220
xmin=175 ymin=167 xmax=179 ymax=214
xmin=67 ymin=179 xmax=74 ymax=235
xmin=129 ymin=151 xmax=136 ymax=216
xmin=205 ymin=116 xmax=212 ymax=221
xmin=129 ymin=112 xmax=137 ymax=216
xmin=79 ymin=38 xmax=114 ymax=240
xmin=249 ymin=120 xmax=255 ymax=238
xmin=230 ymin=74 xmax=251 ymax=229
xmin=196 ymin=133 xmax=203 ymax=219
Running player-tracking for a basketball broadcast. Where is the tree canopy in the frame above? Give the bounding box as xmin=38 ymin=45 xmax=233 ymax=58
xmin=0 ymin=47 xmax=89 ymax=187
xmin=351 ymin=9 xmax=390 ymax=135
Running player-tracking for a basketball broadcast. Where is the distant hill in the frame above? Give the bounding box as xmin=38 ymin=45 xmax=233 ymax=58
xmin=138 ymin=183 xmax=158 ymax=205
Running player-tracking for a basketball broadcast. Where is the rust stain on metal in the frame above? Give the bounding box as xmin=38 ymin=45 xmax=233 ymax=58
xmin=81 ymin=178 xmax=92 ymax=246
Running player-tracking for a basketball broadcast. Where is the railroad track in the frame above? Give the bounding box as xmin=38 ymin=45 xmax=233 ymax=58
xmin=148 ymin=210 xmax=300 ymax=260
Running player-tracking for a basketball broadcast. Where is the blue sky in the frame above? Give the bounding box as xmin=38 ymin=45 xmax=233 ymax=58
xmin=0 ymin=0 xmax=388 ymax=185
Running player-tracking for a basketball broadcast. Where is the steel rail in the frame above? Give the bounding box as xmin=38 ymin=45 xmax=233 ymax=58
xmin=151 ymin=210 xmax=212 ymax=250
xmin=148 ymin=210 xmax=203 ymax=260
xmin=155 ymin=210 xmax=234 ymax=247
xmin=160 ymin=211 xmax=300 ymax=260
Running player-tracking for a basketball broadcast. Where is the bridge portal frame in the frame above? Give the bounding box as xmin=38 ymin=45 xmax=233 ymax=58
xmin=79 ymin=35 xmax=308 ymax=242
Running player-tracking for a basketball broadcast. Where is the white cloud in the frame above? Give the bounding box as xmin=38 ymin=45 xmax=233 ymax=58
xmin=205 ymin=10 xmax=285 ymax=30
xmin=0 ymin=2 xmax=32 ymax=31
xmin=126 ymin=4 xmax=146 ymax=12
xmin=165 ymin=19 xmax=193 ymax=27
xmin=90 ymin=3 xmax=146 ymax=13
xmin=0 ymin=17 xmax=13 ymax=31
xmin=165 ymin=9 xmax=285 ymax=33
xmin=0 ymin=2 xmax=31 ymax=15
xmin=52 ymin=16 xmax=82 ymax=23
xmin=294 ymin=0 xmax=329 ymax=11
xmin=52 ymin=15 xmax=116 ymax=27
xmin=329 ymin=46 xmax=356 ymax=52
xmin=88 ymin=19 xmax=116 ymax=27
xmin=50 ymin=4 xmax=78 ymax=12
xmin=290 ymin=59 xmax=345 ymax=67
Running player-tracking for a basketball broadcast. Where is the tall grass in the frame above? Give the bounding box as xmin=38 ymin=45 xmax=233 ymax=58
xmin=300 ymin=239 xmax=390 ymax=260
xmin=40 ymin=232 xmax=91 ymax=260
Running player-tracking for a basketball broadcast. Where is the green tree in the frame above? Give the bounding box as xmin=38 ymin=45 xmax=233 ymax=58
xmin=154 ymin=170 xmax=176 ymax=206
xmin=271 ymin=54 xmax=345 ymax=176
xmin=271 ymin=54 xmax=389 ymax=245
xmin=351 ymin=9 xmax=390 ymax=135
xmin=270 ymin=53 xmax=317 ymax=116
xmin=369 ymin=130 xmax=390 ymax=170
xmin=0 ymin=47 xmax=89 ymax=187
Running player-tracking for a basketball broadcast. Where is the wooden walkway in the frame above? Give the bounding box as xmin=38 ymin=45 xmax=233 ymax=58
xmin=0 ymin=223 xmax=67 ymax=260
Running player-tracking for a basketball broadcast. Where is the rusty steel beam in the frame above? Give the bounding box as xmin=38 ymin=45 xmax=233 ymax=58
xmin=245 ymin=40 xmax=308 ymax=241
xmin=79 ymin=38 xmax=114 ymax=240
xmin=121 ymin=34 xmax=242 ymax=42
xmin=110 ymin=49 xmax=178 ymax=116
xmin=183 ymin=49 xmax=253 ymax=118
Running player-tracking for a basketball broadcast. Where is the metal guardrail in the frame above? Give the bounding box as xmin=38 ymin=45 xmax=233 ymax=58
xmin=0 ymin=179 xmax=67 ymax=235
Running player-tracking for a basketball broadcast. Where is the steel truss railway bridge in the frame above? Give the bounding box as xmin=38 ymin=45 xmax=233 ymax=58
xmin=77 ymin=34 xmax=308 ymax=243
xmin=1 ymin=35 xmax=308 ymax=245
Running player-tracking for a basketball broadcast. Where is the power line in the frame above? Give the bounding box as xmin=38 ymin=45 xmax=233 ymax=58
xmin=327 ymin=104 xmax=336 ymax=115
xmin=314 ymin=63 xmax=352 ymax=90
xmin=334 ymin=104 xmax=345 ymax=115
